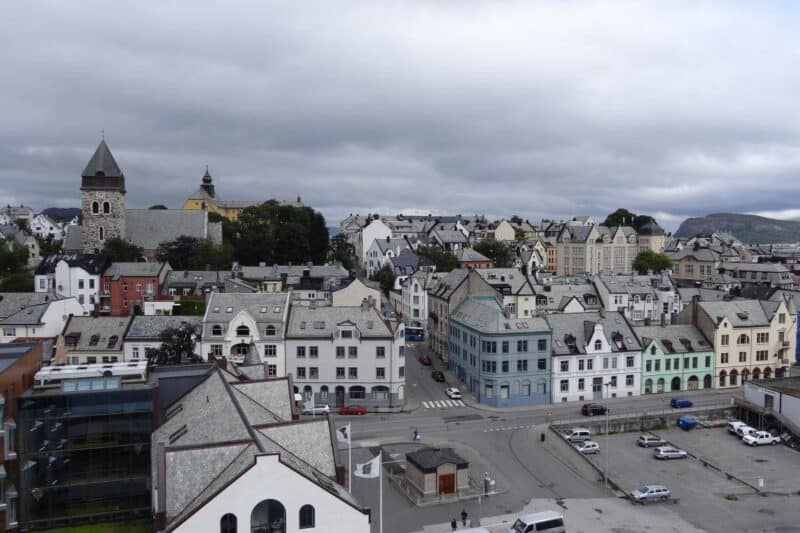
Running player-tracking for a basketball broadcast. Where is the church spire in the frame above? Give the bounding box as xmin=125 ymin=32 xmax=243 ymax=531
xmin=200 ymin=165 xmax=215 ymax=197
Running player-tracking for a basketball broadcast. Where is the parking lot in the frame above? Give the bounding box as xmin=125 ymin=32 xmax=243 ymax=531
xmin=569 ymin=426 xmax=800 ymax=533
xmin=658 ymin=426 xmax=800 ymax=494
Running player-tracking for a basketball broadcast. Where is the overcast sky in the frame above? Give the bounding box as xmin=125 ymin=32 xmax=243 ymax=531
xmin=2 ymin=1 xmax=799 ymax=231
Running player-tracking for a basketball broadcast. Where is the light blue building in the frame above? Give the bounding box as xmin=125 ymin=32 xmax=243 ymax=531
xmin=449 ymin=296 xmax=552 ymax=407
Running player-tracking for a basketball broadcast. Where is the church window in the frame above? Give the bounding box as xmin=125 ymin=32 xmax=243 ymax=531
xmin=91 ymin=201 xmax=99 ymax=214
xmin=98 ymin=226 xmax=105 ymax=241
xmin=103 ymin=201 xmax=111 ymax=214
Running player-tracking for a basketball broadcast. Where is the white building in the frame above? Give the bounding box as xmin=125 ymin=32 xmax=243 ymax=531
xmin=123 ymin=315 xmax=202 ymax=361
xmin=594 ymin=272 xmax=681 ymax=325
xmin=364 ymin=237 xmax=411 ymax=278
xmin=152 ymin=370 xmax=370 ymax=533
xmin=29 ymin=213 xmax=65 ymax=240
xmin=285 ymin=301 xmax=405 ymax=408
xmin=359 ymin=218 xmax=392 ymax=265
xmin=0 ymin=296 xmax=84 ymax=343
xmin=62 ymin=315 xmax=133 ymax=364
xmin=401 ymin=270 xmax=440 ymax=328
xmin=332 ymin=278 xmax=381 ymax=308
xmin=546 ymin=311 xmax=643 ymax=403
xmin=201 ymin=292 xmax=290 ymax=371
xmin=35 ymin=253 xmax=111 ymax=313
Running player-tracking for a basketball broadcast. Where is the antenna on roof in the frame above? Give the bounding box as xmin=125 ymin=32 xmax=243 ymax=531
xmin=101 ymin=128 xmax=105 ymax=141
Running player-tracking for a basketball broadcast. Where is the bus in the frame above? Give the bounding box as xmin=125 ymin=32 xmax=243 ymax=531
xmin=405 ymin=326 xmax=424 ymax=342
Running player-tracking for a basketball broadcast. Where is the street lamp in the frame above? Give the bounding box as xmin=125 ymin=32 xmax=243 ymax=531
xmin=604 ymin=381 xmax=611 ymax=489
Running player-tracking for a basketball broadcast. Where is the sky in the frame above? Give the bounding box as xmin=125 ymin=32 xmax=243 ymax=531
xmin=1 ymin=1 xmax=799 ymax=232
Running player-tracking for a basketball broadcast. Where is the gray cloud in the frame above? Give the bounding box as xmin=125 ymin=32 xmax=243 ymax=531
xmin=2 ymin=1 xmax=800 ymax=231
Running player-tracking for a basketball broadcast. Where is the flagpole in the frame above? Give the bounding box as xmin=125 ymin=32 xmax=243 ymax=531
xmin=379 ymin=451 xmax=383 ymax=533
xmin=348 ymin=435 xmax=352 ymax=492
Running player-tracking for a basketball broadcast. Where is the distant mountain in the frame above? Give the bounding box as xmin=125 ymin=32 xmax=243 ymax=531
xmin=675 ymin=213 xmax=800 ymax=244
xmin=42 ymin=207 xmax=81 ymax=222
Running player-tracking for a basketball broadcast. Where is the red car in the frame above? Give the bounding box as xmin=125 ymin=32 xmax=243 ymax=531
xmin=339 ymin=405 xmax=367 ymax=415
xmin=418 ymin=354 xmax=432 ymax=366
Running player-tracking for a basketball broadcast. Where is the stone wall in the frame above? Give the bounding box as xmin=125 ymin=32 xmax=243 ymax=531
xmin=81 ymin=190 xmax=125 ymax=252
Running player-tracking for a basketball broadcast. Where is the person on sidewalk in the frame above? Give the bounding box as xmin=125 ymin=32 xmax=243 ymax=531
xmin=461 ymin=508 xmax=468 ymax=526
xmin=451 ymin=517 xmax=457 ymax=531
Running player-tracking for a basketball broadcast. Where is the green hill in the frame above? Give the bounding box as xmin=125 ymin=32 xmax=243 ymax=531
xmin=675 ymin=213 xmax=800 ymax=244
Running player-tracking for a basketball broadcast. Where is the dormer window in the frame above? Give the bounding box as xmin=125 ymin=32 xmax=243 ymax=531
xmin=265 ymin=325 xmax=276 ymax=335
xmin=594 ymin=340 xmax=602 ymax=351
xmin=236 ymin=325 xmax=250 ymax=337
xmin=212 ymin=325 xmax=222 ymax=336
xmin=341 ymin=330 xmax=353 ymax=339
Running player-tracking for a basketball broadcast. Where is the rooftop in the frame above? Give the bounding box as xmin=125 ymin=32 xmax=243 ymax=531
xmin=451 ymin=296 xmax=549 ymax=334
xmin=286 ymin=305 xmax=395 ymax=338
xmin=126 ymin=315 xmax=202 ymax=341
xmin=62 ymin=316 xmax=133 ymax=352
xmin=104 ymin=261 xmax=167 ymax=278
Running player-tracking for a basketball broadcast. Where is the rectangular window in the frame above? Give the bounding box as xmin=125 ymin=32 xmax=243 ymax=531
xmin=611 ymin=357 xmax=618 ymax=369
xmin=336 ymin=367 xmax=345 ymax=379
xmin=502 ymin=341 xmax=509 ymax=353
xmin=654 ymin=360 xmax=660 ymax=371
xmin=610 ymin=376 xmax=617 ymax=388
xmin=578 ymin=378 xmax=585 ymax=391
xmin=376 ymin=367 xmax=385 ymax=379
xmin=399 ymin=366 xmax=405 ymax=378
xmin=78 ymin=279 xmax=85 ymax=289
xmin=586 ymin=359 xmax=593 ymax=370
xmin=538 ymin=339 xmax=547 ymax=351
xmin=211 ymin=344 xmax=222 ymax=356
xmin=626 ymin=374 xmax=634 ymax=386
xmin=756 ymin=350 xmax=768 ymax=361
xmin=517 ymin=359 xmax=528 ymax=372
xmin=603 ymin=358 xmax=609 ymax=369
xmin=626 ymin=356 xmax=634 ymax=368
xmin=336 ymin=346 xmax=345 ymax=358
xmin=500 ymin=385 xmax=509 ymax=399
xmin=341 ymin=330 xmax=353 ymax=338
xmin=264 ymin=344 xmax=277 ymax=357
xmin=122 ymin=282 xmax=128 ymax=291
xmin=296 ymin=367 xmax=306 ymax=378
xmin=267 ymin=364 xmax=277 ymax=377
xmin=666 ymin=359 xmax=671 ymax=371
xmin=297 ymin=346 xmax=306 ymax=357
xmin=521 ymin=383 xmax=531 ymax=396
xmin=578 ymin=359 xmax=585 ymax=371
xmin=721 ymin=352 xmax=729 ymax=363
xmin=309 ymin=346 xmax=318 ymax=358
xmin=683 ymin=357 xmax=689 ymax=369
xmin=739 ymin=351 xmax=747 ymax=362
xmin=89 ymin=278 xmax=95 ymax=289
xmin=376 ymin=346 xmax=386 ymax=358
xmin=757 ymin=332 xmax=769 ymax=344
xmin=348 ymin=346 xmax=358 ymax=358
xmin=560 ymin=360 xmax=569 ymax=372
xmin=309 ymin=367 xmax=319 ymax=379
xmin=537 ymin=358 xmax=546 ymax=370
xmin=517 ymin=340 xmax=528 ymax=352
xmin=485 ymin=385 xmax=494 ymax=398
xmin=560 ymin=379 xmax=569 ymax=392
xmin=349 ymin=367 xmax=358 ymax=379
xmin=721 ymin=334 xmax=729 ymax=346
xmin=705 ymin=356 xmax=711 ymax=367
xmin=779 ymin=313 xmax=786 ymax=324
xmin=501 ymin=361 xmax=509 ymax=373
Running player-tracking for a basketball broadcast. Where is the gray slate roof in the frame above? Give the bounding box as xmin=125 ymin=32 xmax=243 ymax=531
xmin=104 ymin=261 xmax=167 ymax=278
xmin=546 ymin=311 xmax=641 ymax=356
xmin=82 ymin=140 xmax=123 ymax=177
xmin=239 ymin=264 xmax=349 ymax=282
xmin=633 ymin=324 xmax=712 ymax=354
xmin=532 ymin=283 xmax=602 ymax=311
xmin=0 ymin=301 xmax=52 ymax=326
xmin=456 ymin=247 xmax=491 ymax=262
xmin=125 ymin=209 xmax=214 ymax=250
xmin=698 ymin=299 xmax=793 ymax=327
xmin=428 ymin=268 xmax=470 ymax=300
xmin=62 ymin=316 xmax=133 ymax=352
xmin=0 ymin=293 xmax=59 ymax=319
xmin=203 ymin=292 xmax=289 ymax=338
xmin=476 ymin=268 xmax=533 ymax=295
xmin=451 ymin=297 xmax=549 ymax=334
xmin=63 ymin=225 xmax=83 ymax=252
xmin=125 ymin=315 xmax=202 ymax=341
xmin=677 ymin=287 xmax=729 ymax=303
xmin=406 ymin=447 xmax=468 ymax=472
xmin=35 ymin=253 xmax=111 ymax=275
xmin=286 ymin=305 xmax=394 ymax=338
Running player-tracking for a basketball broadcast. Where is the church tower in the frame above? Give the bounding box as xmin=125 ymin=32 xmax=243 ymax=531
xmin=81 ymin=140 xmax=126 ymax=253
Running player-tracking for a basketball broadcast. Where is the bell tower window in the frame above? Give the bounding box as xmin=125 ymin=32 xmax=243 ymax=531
xmin=98 ymin=226 xmax=105 ymax=241
xmin=92 ymin=201 xmax=99 ymax=214
xmin=103 ymin=202 xmax=111 ymax=214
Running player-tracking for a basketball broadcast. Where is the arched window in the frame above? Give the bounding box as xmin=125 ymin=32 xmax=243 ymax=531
xmin=764 ymin=367 xmax=772 ymax=379
xmin=303 ymin=385 xmax=313 ymax=401
xmin=742 ymin=369 xmax=750 ymax=382
xmin=299 ymin=505 xmax=315 ymax=529
xmin=719 ymin=371 xmax=727 ymax=387
xmin=266 ymin=325 xmax=276 ymax=335
xmin=594 ymin=340 xmax=602 ymax=351
xmin=98 ymin=226 xmax=105 ymax=241
xmin=251 ymin=499 xmax=285 ymax=533
xmin=650 ymin=346 xmax=656 ymax=355
xmin=236 ymin=325 xmax=250 ymax=337
xmin=644 ymin=379 xmax=653 ymax=394
xmin=91 ymin=201 xmax=99 ymax=214
xmin=349 ymin=385 xmax=365 ymax=399
xmin=730 ymin=370 xmax=738 ymax=386
xmin=737 ymin=334 xmax=750 ymax=345
xmin=753 ymin=368 xmax=761 ymax=380
xmin=212 ymin=325 xmax=223 ymax=336
xmin=220 ymin=513 xmax=237 ymax=533
xmin=319 ymin=385 xmax=329 ymax=401
xmin=372 ymin=386 xmax=389 ymax=401
xmin=656 ymin=378 xmax=665 ymax=393
xmin=102 ymin=201 xmax=111 ymax=214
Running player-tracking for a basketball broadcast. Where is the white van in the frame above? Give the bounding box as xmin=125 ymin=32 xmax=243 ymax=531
xmin=727 ymin=420 xmax=746 ymax=435
xmin=565 ymin=427 xmax=591 ymax=443
xmin=508 ymin=511 xmax=566 ymax=533
xmin=458 ymin=529 xmax=491 ymax=533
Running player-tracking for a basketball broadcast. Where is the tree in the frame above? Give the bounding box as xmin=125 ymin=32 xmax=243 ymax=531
xmin=509 ymin=215 xmax=523 ymax=225
xmin=602 ymin=208 xmax=656 ymax=230
xmin=148 ymin=204 xmax=168 ymax=210
xmin=329 ymin=234 xmax=354 ymax=270
xmin=473 ymin=239 xmax=512 ymax=268
xmin=187 ymin=239 xmax=234 ymax=270
xmin=155 ymin=236 xmax=199 ymax=269
xmin=416 ymin=246 xmax=458 ymax=272
xmin=102 ymin=237 xmax=145 ymax=262
xmin=0 ymin=241 xmax=29 ymax=277
xmin=36 ymin=237 xmax=62 ymax=258
xmin=632 ymin=250 xmax=672 ymax=274
xmin=0 ymin=271 xmax=33 ymax=292
xmin=234 ymin=200 xmax=329 ymax=265
xmin=148 ymin=323 xmax=200 ymax=366
xmin=371 ymin=265 xmax=396 ymax=293
xmin=208 ymin=211 xmax=237 ymax=244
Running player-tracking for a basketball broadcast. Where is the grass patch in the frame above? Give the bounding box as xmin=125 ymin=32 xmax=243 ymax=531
xmin=41 ymin=521 xmax=151 ymax=533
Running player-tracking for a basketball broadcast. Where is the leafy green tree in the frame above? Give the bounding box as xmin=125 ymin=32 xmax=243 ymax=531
xmin=156 ymin=236 xmax=199 ymax=269
xmin=371 ymin=265 xmax=396 ymax=293
xmin=148 ymin=204 xmax=168 ymax=210
xmin=234 ymin=200 xmax=329 ymax=265
xmin=632 ymin=250 xmax=673 ymax=274
xmin=208 ymin=211 xmax=238 ymax=244
xmin=187 ymin=239 xmax=234 ymax=270
xmin=509 ymin=215 xmax=523 ymax=224
xmin=0 ymin=241 xmax=29 ymax=276
xmin=328 ymin=234 xmax=354 ymax=270
xmin=602 ymin=208 xmax=656 ymax=230
xmin=473 ymin=239 xmax=512 ymax=267
xmin=416 ymin=246 xmax=458 ymax=272
xmin=0 ymin=271 xmax=33 ymax=292
xmin=37 ymin=237 xmax=62 ymax=258
xmin=148 ymin=323 xmax=200 ymax=365
xmin=102 ymin=237 xmax=145 ymax=262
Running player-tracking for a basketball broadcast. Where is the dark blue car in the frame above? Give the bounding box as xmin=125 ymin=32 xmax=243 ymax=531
xmin=670 ymin=397 xmax=693 ymax=408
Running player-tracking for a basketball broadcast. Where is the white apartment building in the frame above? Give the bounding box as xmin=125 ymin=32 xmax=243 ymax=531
xmin=359 ymin=218 xmax=392 ymax=265
xmin=364 ymin=236 xmax=412 ymax=278
xmin=594 ymin=272 xmax=681 ymax=325
xmin=401 ymin=271 xmax=440 ymax=328
xmin=0 ymin=296 xmax=84 ymax=343
xmin=285 ymin=301 xmax=405 ymax=408
xmin=29 ymin=213 xmax=65 ymax=240
xmin=546 ymin=311 xmax=643 ymax=403
xmin=201 ymin=292 xmax=290 ymax=372
xmin=34 ymin=253 xmax=111 ymax=313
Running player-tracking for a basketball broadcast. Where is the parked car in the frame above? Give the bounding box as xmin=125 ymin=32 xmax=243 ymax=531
xmin=727 ymin=420 xmax=747 ymax=435
xmin=575 ymin=440 xmax=600 ymax=455
xmin=742 ymin=430 xmax=781 ymax=446
xmin=339 ymin=405 xmax=367 ymax=416
xmin=638 ymin=434 xmax=667 ymax=448
xmin=630 ymin=484 xmax=671 ymax=503
xmin=302 ymin=404 xmax=331 ymax=415
xmin=736 ymin=424 xmax=757 ymax=438
xmin=670 ymin=397 xmax=693 ymax=408
xmin=445 ymin=387 xmax=462 ymax=400
xmin=507 ymin=511 xmax=566 ymax=533
xmin=565 ymin=428 xmax=592 ymax=443
xmin=431 ymin=370 xmax=445 ymax=382
xmin=676 ymin=416 xmax=698 ymax=431
xmin=654 ymin=446 xmax=688 ymax=460
xmin=581 ymin=403 xmax=607 ymax=416
xmin=418 ymin=354 xmax=432 ymax=366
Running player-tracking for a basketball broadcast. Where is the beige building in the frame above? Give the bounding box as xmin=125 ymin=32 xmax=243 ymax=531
xmin=331 ymin=278 xmax=381 ymax=307
xmin=556 ymin=223 xmax=665 ymax=276
xmin=668 ymin=248 xmax=723 ymax=283
xmin=678 ymin=298 xmax=796 ymax=388
xmin=404 ymin=447 xmax=470 ymax=497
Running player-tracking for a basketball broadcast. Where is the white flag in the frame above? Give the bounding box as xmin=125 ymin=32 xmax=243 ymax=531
xmin=336 ymin=424 xmax=351 ymax=444
xmin=354 ymin=452 xmax=380 ymax=479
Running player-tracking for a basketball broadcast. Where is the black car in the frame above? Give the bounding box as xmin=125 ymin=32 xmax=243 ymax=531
xmin=581 ymin=403 xmax=607 ymax=416
xmin=431 ymin=370 xmax=445 ymax=382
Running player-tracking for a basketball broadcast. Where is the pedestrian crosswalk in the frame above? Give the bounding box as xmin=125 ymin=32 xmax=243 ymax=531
xmin=422 ymin=400 xmax=466 ymax=409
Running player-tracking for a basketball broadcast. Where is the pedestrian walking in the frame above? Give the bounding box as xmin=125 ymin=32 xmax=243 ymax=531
xmin=451 ymin=517 xmax=457 ymax=531
xmin=461 ymin=508 xmax=468 ymax=526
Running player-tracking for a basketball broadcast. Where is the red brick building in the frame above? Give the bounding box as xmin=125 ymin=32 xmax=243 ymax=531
xmin=100 ymin=262 xmax=170 ymax=316
xmin=456 ymin=248 xmax=495 ymax=269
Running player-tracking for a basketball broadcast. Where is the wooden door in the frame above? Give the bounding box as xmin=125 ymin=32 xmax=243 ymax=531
xmin=438 ymin=474 xmax=455 ymax=494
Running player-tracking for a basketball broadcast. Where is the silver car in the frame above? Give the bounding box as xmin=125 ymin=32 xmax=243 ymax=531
xmin=653 ymin=446 xmax=688 ymax=460
xmin=631 ymin=484 xmax=671 ymax=503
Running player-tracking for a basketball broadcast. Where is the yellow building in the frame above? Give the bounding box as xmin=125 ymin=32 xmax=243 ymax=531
xmin=183 ymin=167 xmax=302 ymax=220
